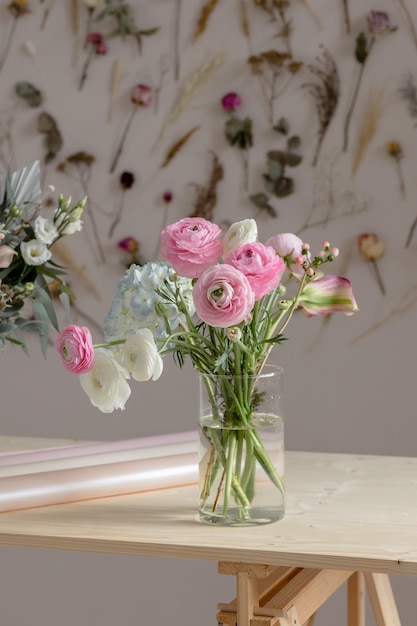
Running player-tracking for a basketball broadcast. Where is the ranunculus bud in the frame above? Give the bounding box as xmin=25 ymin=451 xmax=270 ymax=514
xmin=131 ymin=84 xmax=152 ymax=107
xmin=357 ymin=233 xmax=384 ymax=261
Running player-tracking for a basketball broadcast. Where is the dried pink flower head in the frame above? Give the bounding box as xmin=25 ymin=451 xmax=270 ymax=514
xmin=118 ymin=236 xmax=139 ymax=254
xmin=131 ymin=84 xmax=152 ymax=107
xmin=367 ymin=10 xmax=391 ymax=36
xmin=95 ymin=41 xmax=108 ymax=54
xmin=163 ymin=190 xmax=173 ymax=203
xmin=221 ymin=92 xmax=242 ymax=112
xmin=88 ymin=32 xmax=103 ymax=44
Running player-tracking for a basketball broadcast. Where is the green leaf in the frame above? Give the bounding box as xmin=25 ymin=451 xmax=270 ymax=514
xmin=355 ymin=32 xmax=368 ymax=64
xmin=262 ymin=174 xmax=277 ymax=194
xmin=267 ymin=159 xmax=284 ymax=180
xmin=59 ymin=291 xmax=71 ymax=319
xmin=273 ymin=177 xmax=294 ymax=197
xmin=273 ymin=117 xmax=289 ymax=135
xmin=32 ymin=287 xmax=59 ymax=330
xmin=15 ymin=82 xmax=43 ymax=107
xmin=287 ymin=135 xmax=301 ymax=151
xmin=249 ymin=193 xmax=277 ymax=217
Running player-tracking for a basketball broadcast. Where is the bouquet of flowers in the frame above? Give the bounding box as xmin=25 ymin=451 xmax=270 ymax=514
xmin=56 ymin=216 xmax=357 ymax=524
xmin=0 ymin=161 xmax=85 ymax=354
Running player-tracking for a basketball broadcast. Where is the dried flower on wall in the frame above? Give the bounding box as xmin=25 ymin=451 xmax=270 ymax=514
xmin=222 ymin=92 xmax=253 ymax=192
xmin=248 ymin=50 xmax=302 ymax=126
xmin=189 ymin=152 xmax=224 ymax=222
xmin=57 ymin=151 xmax=105 ymax=264
xmin=342 ymin=11 xmax=395 ymax=153
xmin=118 ymin=236 xmax=146 ymax=268
xmin=15 ymin=82 xmax=43 ymax=107
xmin=108 ymin=171 xmax=135 ymax=238
xmin=79 ymin=32 xmax=108 ymax=90
xmin=95 ymin=0 xmax=159 ymax=55
xmin=262 ymin=118 xmax=302 ymax=198
xmin=357 ymin=232 xmax=386 ymax=295
xmin=192 ymin=0 xmax=220 ymax=43
xmin=252 ymin=0 xmax=293 ymax=56
xmin=152 ymin=49 xmax=223 ymax=154
xmin=386 ymin=141 xmax=405 ymax=200
xmin=81 ymin=0 xmax=104 ymax=47
xmin=161 ymin=126 xmax=200 ymax=169
xmin=109 ymin=84 xmax=152 ymax=174
xmin=0 ymin=0 xmax=30 ymax=75
xmin=108 ymin=58 xmax=122 ymax=123
xmin=38 ymin=112 xmax=63 ymax=163
xmin=303 ymin=46 xmax=339 ymax=167
xmin=351 ymin=88 xmax=384 ymax=178
xmin=399 ymin=73 xmax=417 ymax=124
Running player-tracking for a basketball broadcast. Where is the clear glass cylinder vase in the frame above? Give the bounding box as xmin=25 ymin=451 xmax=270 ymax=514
xmin=198 ymin=365 xmax=285 ymax=526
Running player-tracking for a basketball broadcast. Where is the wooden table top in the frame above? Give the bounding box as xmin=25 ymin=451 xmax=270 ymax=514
xmin=0 ymin=436 xmax=416 ymax=576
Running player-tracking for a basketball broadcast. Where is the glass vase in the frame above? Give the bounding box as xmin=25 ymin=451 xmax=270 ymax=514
xmin=198 ymin=365 xmax=285 ymax=526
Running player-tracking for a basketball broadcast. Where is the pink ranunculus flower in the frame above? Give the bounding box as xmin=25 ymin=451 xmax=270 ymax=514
xmin=266 ymin=232 xmax=310 ymax=279
xmin=298 ymin=276 xmax=359 ymax=317
xmin=0 ymin=244 xmax=16 ymax=268
xmin=225 ymin=242 xmax=285 ymax=300
xmin=56 ymin=324 xmax=95 ymax=374
xmin=193 ymin=264 xmax=255 ymax=328
xmin=160 ymin=217 xmax=223 ymax=278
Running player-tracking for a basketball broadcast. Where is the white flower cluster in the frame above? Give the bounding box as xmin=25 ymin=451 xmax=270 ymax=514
xmin=104 ymin=262 xmax=195 ymax=345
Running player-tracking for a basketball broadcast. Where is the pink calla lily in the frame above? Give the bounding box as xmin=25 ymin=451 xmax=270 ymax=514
xmin=298 ymin=275 xmax=359 ymax=316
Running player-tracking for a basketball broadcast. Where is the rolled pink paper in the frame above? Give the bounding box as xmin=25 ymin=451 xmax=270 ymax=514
xmin=0 ymin=438 xmax=199 ymax=478
xmin=0 ymin=430 xmax=198 ymax=467
xmin=0 ymin=452 xmax=199 ymax=513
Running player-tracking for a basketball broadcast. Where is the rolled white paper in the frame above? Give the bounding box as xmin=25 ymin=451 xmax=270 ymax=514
xmin=0 ymin=430 xmax=198 ymax=467
xmin=0 ymin=439 xmax=198 ymax=478
xmin=0 ymin=452 xmax=199 ymax=513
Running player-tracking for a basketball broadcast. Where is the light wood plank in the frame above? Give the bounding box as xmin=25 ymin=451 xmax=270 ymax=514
xmin=0 ymin=439 xmax=416 ymax=577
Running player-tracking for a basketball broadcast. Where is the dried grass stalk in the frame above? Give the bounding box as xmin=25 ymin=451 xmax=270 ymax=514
xmin=161 ymin=125 xmax=200 ymax=167
xmin=351 ymin=88 xmax=384 ymax=178
xmin=108 ymin=59 xmax=122 ymax=123
xmin=71 ymin=0 xmax=78 ymax=34
xmin=190 ymin=151 xmax=224 ymax=221
xmin=192 ymin=0 xmax=220 ymax=42
xmin=52 ymin=239 xmax=102 ymax=301
xmin=151 ymin=49 xmax=223 ymax=154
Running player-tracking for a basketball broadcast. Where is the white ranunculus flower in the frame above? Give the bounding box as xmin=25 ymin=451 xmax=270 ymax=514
xmin=122 ymin=328 xmax=163 ymax=382
xmin=222 ymin=219 xmax=258 ymax=257
xmin=34 ymin=216 xmax=58 ymax=245
xmin=20 ymin=239 xmax=52 ymax=266
xmin=79 ymin=348 xmax=131 ymax=413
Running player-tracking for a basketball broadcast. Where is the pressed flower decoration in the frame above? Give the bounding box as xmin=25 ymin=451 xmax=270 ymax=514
xmin=343 ymin=10 xmax=396 ymax=152
xmin=0 ymin=0 xmax=30 ymax=75
xmin=386 ymin=141 xmax=405 ymax=200
xmin=79 ymin=32 xmax=109 ymax=91
xmin=109 ymin=84 xmax=152 ymax=174
xmin=357 ymin=232 xmax=385 ymax=295
xmin=0 ymin=161 xmax=85 ymax=354
xmin=221 ymin=92 xmax=253 ymax=192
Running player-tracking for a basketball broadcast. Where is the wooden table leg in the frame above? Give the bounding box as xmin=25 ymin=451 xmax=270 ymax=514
xmin=364 ymin=573 xmax=401 ymax=626
xmin=348 ymin=572 xmax=365 ymax=626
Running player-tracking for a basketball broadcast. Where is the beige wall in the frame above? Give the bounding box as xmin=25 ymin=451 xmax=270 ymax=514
xmin=0 ymin=0 xmax=416 ymax=623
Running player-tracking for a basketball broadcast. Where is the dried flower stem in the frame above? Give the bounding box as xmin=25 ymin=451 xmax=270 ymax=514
xmin=0 ymin=17 xmax=18 ymax=75
xmin=40 ymin=0 xmax=56 ymax=30
xmin=79 ymin=47 xmax=94 ymax=91
xmin=108 ymin=192 xmax=125 ymax=239
xmin=110 ymin=107 xmax=137 ymax=174
xmin=342 ymin=0 xmax=351 ymax=34
xmin=405 ymin=214 xmax=417 ymax=247
xmin=108 ymin=59 xmax=122 ymax=123
xmin=173 ymin=0 xmax=182 ymax=81
xmin=395 ymin=156 xmax=406 ymax=199
xmin=395 ymin=0 xmax=417 ymax=52
xmin=153 ymin=57 xmax=170 ymax=115
xmin=239 ymin=0 xmax=252 ymax=53
xmin=371 ymin=259 xmax=386 ymax=295
xmin=343 ymin=38 xmax=375 ymax=152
